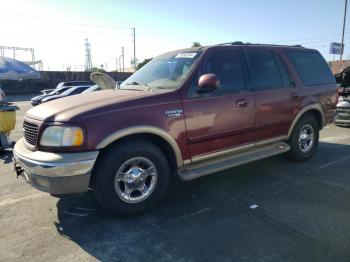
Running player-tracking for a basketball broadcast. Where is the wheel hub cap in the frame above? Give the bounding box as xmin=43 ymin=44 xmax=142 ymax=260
xmin=126 ymin=168 xmax=143 ymax=188
xmin=114 ymin=157 xmax=158 ymax=204
xmin=298 ymin=124 xmax=314 ymax=153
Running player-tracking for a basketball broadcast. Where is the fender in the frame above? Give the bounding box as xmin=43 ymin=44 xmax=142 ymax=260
xmin=287 ymin=104 xmax=325 ymax=139
xmin=96 ymin=126 xmax=183 ymax=168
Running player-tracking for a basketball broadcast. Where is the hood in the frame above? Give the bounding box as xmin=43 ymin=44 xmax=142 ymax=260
xmin=26 ymin=89 xmax=150 ymax=122
xmin=90 ymin=72 xmax=116 ymax=90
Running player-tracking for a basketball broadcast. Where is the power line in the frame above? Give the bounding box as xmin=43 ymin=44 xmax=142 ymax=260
xmin=0 ymin=10 xmax=133 ymax=30
xmin=272 ymin=32 xmax=349 ymax=43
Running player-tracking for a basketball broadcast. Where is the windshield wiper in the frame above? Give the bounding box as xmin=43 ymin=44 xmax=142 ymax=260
xmin=125 ymin=81 xmax=153 ymax=92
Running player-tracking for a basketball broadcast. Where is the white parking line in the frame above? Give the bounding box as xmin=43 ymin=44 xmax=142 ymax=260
xmin=0 ymin=192 xmax=46 ymax=207
xmin=309 ymin=155 xmax=350 ymax=173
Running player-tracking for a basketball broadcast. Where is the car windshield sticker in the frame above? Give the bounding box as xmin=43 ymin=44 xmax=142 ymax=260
xmin=175 ymin=53 xmax=197 ymax=59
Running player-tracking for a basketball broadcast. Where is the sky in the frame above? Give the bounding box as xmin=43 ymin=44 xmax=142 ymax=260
xmin=0 ymin=0 xmax=349 ymax=71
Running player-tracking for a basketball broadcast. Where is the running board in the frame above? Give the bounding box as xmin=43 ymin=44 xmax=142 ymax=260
xmin=178 ymin=142 xmax=290 ymax=181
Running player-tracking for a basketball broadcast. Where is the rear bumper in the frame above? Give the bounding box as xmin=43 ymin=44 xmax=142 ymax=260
xmin=13 ymin=138 xmax=99 ymax=195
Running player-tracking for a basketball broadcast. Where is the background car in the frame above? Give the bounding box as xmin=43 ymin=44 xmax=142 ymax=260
xmin=40 ymin=81 xmax=94 ymax=95
xmin=31 ymin=86 xmax=73 ymax=106
xmin=40 ymin=85 xmax=92 ymax=103
xmin=335 ymin=91 xmax=350 ymax=127
xmin=81 ymin=84 xmax=100 ymax=94
xmin=0 ymin=86 xmax=5 ymax=104
xmin=334 ymin=66 xmax=350 ymax=127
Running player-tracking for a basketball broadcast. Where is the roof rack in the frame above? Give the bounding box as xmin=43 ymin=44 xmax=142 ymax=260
xmin=216 ymin=42 xmax=304 ymax=48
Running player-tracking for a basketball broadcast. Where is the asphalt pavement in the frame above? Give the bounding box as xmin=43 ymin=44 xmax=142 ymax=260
xmin=1 ymin=95 xmax=350 ymax=262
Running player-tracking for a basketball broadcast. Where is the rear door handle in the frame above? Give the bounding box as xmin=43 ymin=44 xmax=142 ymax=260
xmin=290 ymin=92 xmax=298 ymax=99
xmin=236 ymin=99 xmax=248 ymax=108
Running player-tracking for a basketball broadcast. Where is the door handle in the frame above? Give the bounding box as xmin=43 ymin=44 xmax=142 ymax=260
xmin=290 ymin=92 xmax=298 ymax=99
xmin=236 ymin=99 xmax=248 ymax=108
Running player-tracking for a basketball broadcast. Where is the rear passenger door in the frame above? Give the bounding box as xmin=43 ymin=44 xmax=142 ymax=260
xmin=245 ymin=48 xmax=299 ymax=141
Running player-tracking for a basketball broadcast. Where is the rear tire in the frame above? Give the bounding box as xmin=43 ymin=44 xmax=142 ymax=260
xmin=288 ymin=114 xmax=319 ymax=161
xmin=94 ymin=139 xmax=170 ymax=217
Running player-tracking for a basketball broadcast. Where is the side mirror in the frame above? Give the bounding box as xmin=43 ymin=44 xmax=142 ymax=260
xmin=197 ymin=74 xmax=219 ymax=93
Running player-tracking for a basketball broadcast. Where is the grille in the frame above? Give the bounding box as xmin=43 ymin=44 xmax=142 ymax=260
xmin=23 ymin=121 xmax=39 ymax=146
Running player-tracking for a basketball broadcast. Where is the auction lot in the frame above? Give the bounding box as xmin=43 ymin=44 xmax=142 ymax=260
xmin=1 ymin=95 xmax=350 ymax=262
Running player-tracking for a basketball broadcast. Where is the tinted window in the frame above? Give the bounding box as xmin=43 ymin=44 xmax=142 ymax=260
xmin=188 ymin=49 xmax=245 ymax=97
xmin=286 ymin=50 xmax=335 ymax=85
xmin=246 ymin=49 xmax=282 ymax=90
xmin=273 ymin=53 xmax=294 ymax=87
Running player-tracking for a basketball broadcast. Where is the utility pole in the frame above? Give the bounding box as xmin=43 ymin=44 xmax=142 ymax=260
xmin=133 ymin=28 xmax=136 ymax=71
xmin=121 ymin=46 xmax=125 ymax=72
xmin=85 ymin=38 xmax=93 ymax=71
xmin=340 ymin=0 xmax=348 ymax=66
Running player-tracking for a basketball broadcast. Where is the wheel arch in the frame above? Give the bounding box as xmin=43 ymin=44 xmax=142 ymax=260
xmin=96 ymin=126 xmax=183 ymax=169
xmin=287 ymin=104 xmax=325 ymax=139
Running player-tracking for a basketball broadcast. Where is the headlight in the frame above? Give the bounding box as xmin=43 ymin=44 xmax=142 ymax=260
xmin=40 ymin=126 xmax=84 ymax=147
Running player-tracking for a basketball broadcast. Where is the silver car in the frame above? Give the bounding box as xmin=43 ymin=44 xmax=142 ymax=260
xmin=335 ymin=95 xmax=350 ymax=127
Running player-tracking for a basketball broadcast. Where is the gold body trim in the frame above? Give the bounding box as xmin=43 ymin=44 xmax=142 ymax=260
xmin=287 ymin=104 xmax=325 ymax=139
xmin=96 ymin=126 xmax=183 ymax=168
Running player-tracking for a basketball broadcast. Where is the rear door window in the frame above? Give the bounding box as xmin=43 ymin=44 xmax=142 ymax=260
xmin=246 ymin=49 xmax=283 ymax=90
xmin=286 ymin=50 xmax=335 ymax=86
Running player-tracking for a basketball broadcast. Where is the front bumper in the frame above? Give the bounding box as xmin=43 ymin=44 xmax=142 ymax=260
xmin=13 ymin=138 xmax=99 ymax=195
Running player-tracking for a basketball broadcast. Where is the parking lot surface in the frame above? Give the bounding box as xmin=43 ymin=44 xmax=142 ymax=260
xmin=1 ymin=95 xmax=350 ymax=262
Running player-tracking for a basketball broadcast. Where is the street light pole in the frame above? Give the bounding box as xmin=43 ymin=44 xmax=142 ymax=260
xmin=340 ymin=0 xmax=348 ymax=65
xmin=133 ymin=28 xmax=136 ymax=71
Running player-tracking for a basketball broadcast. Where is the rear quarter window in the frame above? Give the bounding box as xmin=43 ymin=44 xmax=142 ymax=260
xmin=286 ymin=50 xmax=335 ymax=86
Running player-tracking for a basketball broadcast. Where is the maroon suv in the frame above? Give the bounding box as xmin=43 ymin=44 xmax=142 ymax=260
xmin=13 ymin=43 xmax=338 ymax=216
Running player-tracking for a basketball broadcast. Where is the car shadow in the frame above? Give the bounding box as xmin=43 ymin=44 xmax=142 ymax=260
xmin=54 ymin=141 xmax=350 ymax=261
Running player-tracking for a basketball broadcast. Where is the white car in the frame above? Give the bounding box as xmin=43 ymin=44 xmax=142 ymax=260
xmin=0 ymin=86 xmax=5 ymax=104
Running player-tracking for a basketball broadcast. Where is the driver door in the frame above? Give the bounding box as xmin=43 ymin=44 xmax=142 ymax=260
xmin=182 ymin=48 xmax=255 ymax=160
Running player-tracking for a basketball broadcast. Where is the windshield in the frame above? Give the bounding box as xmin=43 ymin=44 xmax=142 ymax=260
xmin=120 ymin=51 xmax=201 ymax=91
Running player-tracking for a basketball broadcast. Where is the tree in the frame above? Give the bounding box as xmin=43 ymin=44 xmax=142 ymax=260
xmin=192 ymin=42 xmax=201 ymax=47
xmin=137 ymin=58 xmax=152 ymax=70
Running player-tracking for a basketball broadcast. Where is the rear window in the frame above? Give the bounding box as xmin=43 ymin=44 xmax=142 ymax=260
xmin=286 ymin=50 xmax=335 ymax=86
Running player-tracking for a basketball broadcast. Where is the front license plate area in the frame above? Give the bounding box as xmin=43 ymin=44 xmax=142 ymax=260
xmin=12 ymin=157 xmax=24 ymax=178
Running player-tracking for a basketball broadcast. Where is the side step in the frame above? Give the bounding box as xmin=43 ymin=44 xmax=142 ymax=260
xmin=178 ymin=142 xmax=290 ymax=181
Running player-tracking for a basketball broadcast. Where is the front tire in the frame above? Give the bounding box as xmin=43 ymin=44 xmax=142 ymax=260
xmin=94 ymin=139 xmax=170 ymax=216
xmin=288 ymin=114 xmax=319 ymax=161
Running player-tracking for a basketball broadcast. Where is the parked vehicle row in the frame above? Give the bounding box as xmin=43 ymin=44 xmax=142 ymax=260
xmin=40 ymin=81 xmax=94 ymax=95
xmin=31 ymin=81 xmax=93 ymax=106
xmin=13 ymin=43 xmax=338 ymax=216
xmin=31 ymin=74 xmax=117 ymax=106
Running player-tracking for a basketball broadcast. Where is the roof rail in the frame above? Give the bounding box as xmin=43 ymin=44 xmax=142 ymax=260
xmin=216 ymin=42 xmax=304 ymax=48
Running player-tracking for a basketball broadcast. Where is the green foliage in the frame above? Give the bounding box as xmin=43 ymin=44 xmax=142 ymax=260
xmin=192 ymin=42 xmax=201 ymax=47
xmin=92 ymin=67 xmax=106 ymax=73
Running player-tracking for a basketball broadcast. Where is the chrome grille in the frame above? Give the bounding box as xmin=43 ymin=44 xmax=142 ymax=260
xmin=23 ymin=121 xmax=38 ymax=146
